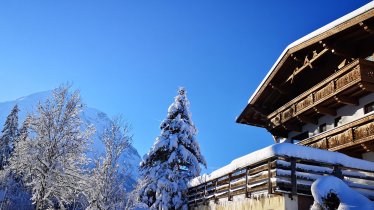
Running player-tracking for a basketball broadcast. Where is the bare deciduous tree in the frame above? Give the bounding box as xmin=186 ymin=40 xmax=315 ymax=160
xmin=10 ymin=85 xmax=94 ymax=209
xmin=87 ymin=116 xmax=132 ymax=210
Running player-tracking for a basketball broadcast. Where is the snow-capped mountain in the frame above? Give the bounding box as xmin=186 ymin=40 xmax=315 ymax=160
xmin=0 ymin=91 xmax=141 ymax=189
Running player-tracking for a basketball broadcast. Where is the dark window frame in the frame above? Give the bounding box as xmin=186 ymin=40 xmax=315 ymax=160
xmin=334 ymin=116 xmax=342 ymax=127
xmin=291 ymin=131 xmax=309 ymax=143
xmin=319 ymin=123 xmax=327 ymax=133
xmin=364 ymin=102 xmax=374 ymax=114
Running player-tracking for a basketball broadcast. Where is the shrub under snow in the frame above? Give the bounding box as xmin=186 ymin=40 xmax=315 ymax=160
xmin=311 ymin=176 xmax=374 ymax=210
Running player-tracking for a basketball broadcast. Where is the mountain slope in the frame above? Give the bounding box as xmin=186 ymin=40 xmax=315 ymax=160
xmin=0 ymin=91 xmax=141 ymax=188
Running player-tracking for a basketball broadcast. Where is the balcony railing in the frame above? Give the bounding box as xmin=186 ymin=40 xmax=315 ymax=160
xmin=268 ymin=59 xmax=374 ymax=129
xmin=300 ymin=114 xmax=374 ymax=151
xmin=187 ymin=145 xmax=374 ymax=207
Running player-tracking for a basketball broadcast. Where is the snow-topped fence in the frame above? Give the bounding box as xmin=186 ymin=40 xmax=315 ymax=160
xmin=187 ymin=143 xmax=374 ymax=206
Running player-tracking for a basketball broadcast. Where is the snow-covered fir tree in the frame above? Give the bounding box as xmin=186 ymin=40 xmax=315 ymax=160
xmin=0 ymin=107 xmax=33 ymax=210
xmin=137 ymin=87 xmax=206 ymax=210
xmin=87 ymin=117 xmax=132 ymax=210
xmin=0 ymin=168 xmax=33 ymax=210
xmin=17 ymin=115 xmax=31 ymax=144
xmin=0 ymin=104 xmax=19 ymax=170
xmin=9 ymin=86 xmax=94 ymax=209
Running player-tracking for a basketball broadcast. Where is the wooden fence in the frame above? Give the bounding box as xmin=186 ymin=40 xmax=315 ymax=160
xmin=188 ymin=155 xmax=374 ymax=206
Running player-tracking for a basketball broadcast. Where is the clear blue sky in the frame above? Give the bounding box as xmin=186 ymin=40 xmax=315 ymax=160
xmin=0 ymin=0 xmax=370 ymax=173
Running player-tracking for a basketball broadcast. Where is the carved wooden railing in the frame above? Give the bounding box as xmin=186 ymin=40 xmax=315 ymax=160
xmin=268 ymin=59 xmax=374 ymax=129
xmin=188 ymin=154 xmax=374 ymax=206
xmin=299 ymin=114 xmax=374 ymax=151
xmin=296 ymin=94 xmax=313 ymax=114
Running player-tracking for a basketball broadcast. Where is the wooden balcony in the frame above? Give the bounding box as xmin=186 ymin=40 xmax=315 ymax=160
xmin=268 ymin=59 xmax=374 ymax=134
xmin=187 ymin=147 xmax=374 ymax=206
xmin=299 ymin=114 xmax=374 ymax=152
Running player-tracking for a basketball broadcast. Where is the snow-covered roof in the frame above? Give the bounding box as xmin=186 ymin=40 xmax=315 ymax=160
xmin=248 ymin=1 xmax=374 ymax=104
xmin=188 ymin=143 xmax=374 ymax=187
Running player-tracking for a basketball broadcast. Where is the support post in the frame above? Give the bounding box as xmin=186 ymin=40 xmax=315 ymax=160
xmin=214 ymin=179 xmax=218 ymax=204
xmin=290 ymin=158 xmax=297 ymax=198
xmin=267 ymin=159 xmax=272 ymax=194
xmin=195 ymin=187 xmax=198 ymax=206
xmin=203 ymin=183 xmax=207 ymax=205
xmin=228 ymin=173 xmax=233 ymax=201
xmin=333 ymin=165 xmax=343 ymax=179
xmin=245 ymin=167 xmax=251 ymax=198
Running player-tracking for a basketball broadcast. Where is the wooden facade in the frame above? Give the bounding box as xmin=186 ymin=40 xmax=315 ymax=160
xmin=300 ymin=114 xmax=374 ymax=152
xmin=268 ymin=59 xmax=374 ymax=135
xmin=237 ymin=3 xmax=374 ymax=158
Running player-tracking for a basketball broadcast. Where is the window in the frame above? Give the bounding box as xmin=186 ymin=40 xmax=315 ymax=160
xmin=319 ymin=123 xmax=327 ymax=133
xmin=291 ymin=131 xmax=309 ymax=143
xmin=334 ymin=117 xmax=342 ymax=127
xmin=364 ymin=102 xmax=374 ymax=114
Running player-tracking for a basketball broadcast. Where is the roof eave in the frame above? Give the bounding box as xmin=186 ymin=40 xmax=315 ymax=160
xmin=247 ymin=1 xmax=374 ymax=106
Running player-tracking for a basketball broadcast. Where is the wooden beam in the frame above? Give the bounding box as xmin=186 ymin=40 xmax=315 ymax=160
xmin=269 ymin=83 xmax=288 ymax=95
xmin=251 ymin=105 xmax=270 ymax=115
xmin=286 ymin=48 xmax=329 ymax=83
xmin=361 ymin=142 xmax=374 ymax=152
xmin=359 ymin=82 xmax=374 ymax=92
xmin=359 ymin=22 xmax=374 ymax=34
xmin=303 ymin=55 xmax=313 ymax=69
xmin=296 ymin=115 xmax=318 ymax=125
xmin=314 ymin=106 xmax=337 ymax=116
xmin=337 ymin=59 xmax=347 ymax=69
xmin=282 ymin=124 xmax=302 ymax=132
xmin=239 ymin=111 xmax=269 ymax=127
xmin=334 ymin=95 xmax=359 ymax=106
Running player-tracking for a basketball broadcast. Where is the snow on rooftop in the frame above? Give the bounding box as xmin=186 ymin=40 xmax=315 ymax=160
xmin=248 ymin=1 xmax=374 ymax=104
xmin=188 ymin=143 xmax=374 ymax=187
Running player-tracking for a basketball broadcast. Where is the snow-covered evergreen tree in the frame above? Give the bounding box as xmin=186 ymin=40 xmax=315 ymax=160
xmin=0 ymin=104 xmax=19 ymax=170
xmin=0 ymin=108 xmax=33 ymax=210
xmin=0 ymin=169 xmax=33 ymax=210
xmin=9 ymin=86 xmax=94 ymax=209
xmin=137 ymin=87 xmax=206 ymax=210
xmin=17 ymin=115 xmax=31 ymax=144
xmin=87 ymin=117 xmax=132 ymax=210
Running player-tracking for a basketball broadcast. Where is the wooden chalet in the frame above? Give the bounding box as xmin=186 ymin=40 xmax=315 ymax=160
xmin=237 ymin=3 xmax=374 ymax=160
xmin=188 ymin=2 xmax=374 ymax=209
